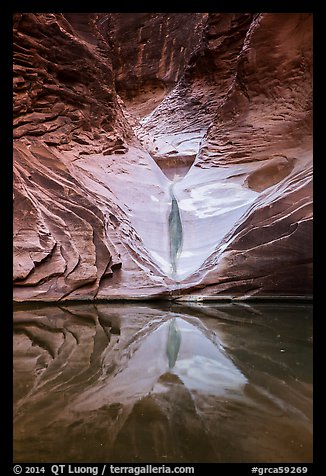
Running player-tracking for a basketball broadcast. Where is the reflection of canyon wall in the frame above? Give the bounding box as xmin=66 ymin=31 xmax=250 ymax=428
xmin=13 ymin=303 xmax=312 ymax=462
xmin=13 ymin=13 xmax=312 ymax=301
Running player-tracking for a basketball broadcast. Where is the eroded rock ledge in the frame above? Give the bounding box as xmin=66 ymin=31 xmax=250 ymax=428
xmin=13 ymin=13 xmax=312 ymax=301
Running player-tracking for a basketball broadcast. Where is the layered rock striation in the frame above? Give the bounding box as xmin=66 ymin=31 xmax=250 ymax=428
xmin=168 ymin=13 xmax=313 ymax=297
xmin=13 ymin=12 xmax=313 ymax=301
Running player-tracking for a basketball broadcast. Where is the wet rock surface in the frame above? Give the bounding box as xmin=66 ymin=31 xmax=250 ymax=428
xmin=13 ymin=13 xmax=312 ymax=301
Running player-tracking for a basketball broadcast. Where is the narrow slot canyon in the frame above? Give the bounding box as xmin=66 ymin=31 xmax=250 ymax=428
xmin=12 ymin=12 xmax=313 ymax=465
xmin=13 ymin=12 xmax=312 ymax=301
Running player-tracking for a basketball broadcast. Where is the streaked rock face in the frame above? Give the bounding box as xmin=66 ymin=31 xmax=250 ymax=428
xmin=110 ymin=13 xmax=207 ymax=116
xmin=13 ymin=13 xmax=312 ymax=301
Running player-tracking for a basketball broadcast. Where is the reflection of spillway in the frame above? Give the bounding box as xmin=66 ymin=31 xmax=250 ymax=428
xmin=69 ymin=316 xmax=248 ymax=462
xmin=162 ymin=318 xmax=247 ymax=395
xmin=75 ymin=317 xmax=247 ymax=411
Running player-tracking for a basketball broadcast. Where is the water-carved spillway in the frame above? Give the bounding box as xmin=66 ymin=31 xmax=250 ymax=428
xmin=148 ymin=149 xmax=260 ymax=284
xmin=12 ymin=12 xmax=313 ymax=471
xmin=13 ymin=13 xmax=312 ymax=301
xmin=168 ymin=183 xmax=183 ymax=278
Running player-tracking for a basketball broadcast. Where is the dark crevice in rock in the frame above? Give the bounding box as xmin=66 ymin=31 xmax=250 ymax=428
xmin=154 ymin=155 xmax=196 ymax=181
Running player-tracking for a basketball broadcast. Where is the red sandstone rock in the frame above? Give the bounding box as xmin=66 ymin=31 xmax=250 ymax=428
xmin=109 ymin=13 xmax=207 ymax=117
xmin=13 ymin=13 xmax=312 ymax=301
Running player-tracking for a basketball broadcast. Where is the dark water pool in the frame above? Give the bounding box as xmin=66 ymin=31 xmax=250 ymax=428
xmin=13 ymin=302 xmax=312 ymax=463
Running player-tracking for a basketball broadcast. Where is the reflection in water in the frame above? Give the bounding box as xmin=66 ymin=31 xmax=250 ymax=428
xmin=164 ymin=317 xmax=247 ymax=394
xmin=13 ymin=302 xmax=312 ymax=463
xmin=167 ymin=319 xmax=181 ymax=368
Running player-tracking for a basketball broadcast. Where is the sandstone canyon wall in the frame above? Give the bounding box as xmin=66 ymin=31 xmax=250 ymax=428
xmin=13 ymin=13 xmax=312 ymax=301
